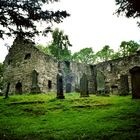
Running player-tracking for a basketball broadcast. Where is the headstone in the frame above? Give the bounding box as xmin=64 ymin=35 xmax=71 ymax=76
xmin=80 ymin=73 xmax=89 ymax=97
xmin=119 ymin=75 xmax=129 ymax=96
xmin=96 ymin=71 xmax=105 ymax=94
xmin=130 ymin=67 xmax=140 ymax=99
xmin=4 ymin=82 xmax=10 ymax=99
xmin=88 ymin=65 xmax=97 ymax=94
xmin=31 ymin=70 xmax=41 ymax=93
xmin=57 ymin=70 xmax=65 ymax=99
xmin=66 ymin=83 xmax=72 ymax=93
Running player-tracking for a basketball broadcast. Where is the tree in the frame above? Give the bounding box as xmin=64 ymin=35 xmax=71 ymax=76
xmin=0 ymin=63 xmax=4 ymax=90
xmin=111 ymin=51 xmax=121 ymax=60
xmin=119 ymin=40 xmax=140 ymax=57
xmin=96 ymin=45 xmax=114 ymax=62
xmin=48 ymin=28 xmax=72 ymax=61
xmin=115 ymin=0 xmax=140 ymax=25
xmin=0 ymin=0 xmax=69 ymax=38
xmin=36 ymin=44 xmax=51 ymax=55
xmin=72 ymin=48 xmax=96 ymax=64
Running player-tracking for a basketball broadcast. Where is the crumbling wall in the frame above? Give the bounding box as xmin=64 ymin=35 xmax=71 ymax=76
xmin=3 ymin=37 xmax=58 ymax=95
xmin=61 ymin=61 xmax=96 ymax=94
xmin=95 ymin=52 xmax=140 ymax=94
xmin=3 ymin=37 xmax=140 ymax=95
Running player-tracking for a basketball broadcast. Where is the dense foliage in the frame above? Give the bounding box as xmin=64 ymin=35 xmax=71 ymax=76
xmin=48 ymin=28 xmax=72 ymax=61
xmin=115 ymin=0 xmax=140 ymax=18
xmin=0 ymin=0 xmax=69 ymax=38
xmin=96 ymin=45 xmax=114 ymax=62
xmin=37 ymin=38 xmax=140 ymax=64
xmin=72 ymin=48 xmax=96 ymax=64
xmin=115 ymin=0 xmax=140 ymax=26
xmin=72 ymin=40 xmax=139 ymax=64
xmin=119 ymin=40 xmax=140 ymax=57
xmin=36 ymin=28 xmax=72 ymax=61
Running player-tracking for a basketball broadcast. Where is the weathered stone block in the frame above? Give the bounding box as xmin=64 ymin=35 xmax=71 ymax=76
xmin=80 ymin=73 xmax=89 ymax=97
xmin=31 ymin=70 xmax=41 ymax=93
xmin=57 ymin=71 xmax=65 ymax=99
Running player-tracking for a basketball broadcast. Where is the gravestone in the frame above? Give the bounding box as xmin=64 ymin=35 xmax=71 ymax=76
xmin=88 ymin=65 xmax=97 ymax=94
xmin=96 ymin=71 xmax=105 ymax=94
xmin=66 ymin=83 xmax=72 ymax=93
xmin=80 ymin=73 xmax=89 ymax=97
xmin=57 ymin=70 xmax=65 ymax=99
xmin=31 ymin=70 xmax=41 ymax=93
xmin=130 ymin=67 xmax=140 ymax=99
xmin=119 ymin=75 xmax=129 ymax=96
xmin=4 ymin=82 xmax=10 ymax=99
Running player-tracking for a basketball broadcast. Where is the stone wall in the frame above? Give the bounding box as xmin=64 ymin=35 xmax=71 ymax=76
xmin=95 ymin=52 xmax=140 ymax=94
xmin=60 ymin=61 xmax=96 ymax=94
xmin=3 ymin=37 xmax=140 ymax=95
xmin=3 ymin=37 xmax=58 ymax=95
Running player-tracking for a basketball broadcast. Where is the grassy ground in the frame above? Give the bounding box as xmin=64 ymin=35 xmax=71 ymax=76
xmin=0 ymin=93 xmax=140 ymax=140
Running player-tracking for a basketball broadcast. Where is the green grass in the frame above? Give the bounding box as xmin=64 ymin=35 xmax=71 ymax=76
xmin=0 ymin=93 xmax=140 ymax=140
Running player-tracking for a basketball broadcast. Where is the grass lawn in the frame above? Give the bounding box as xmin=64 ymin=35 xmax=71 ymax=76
xmin=0 ymin=93 xmax=140 ymax=140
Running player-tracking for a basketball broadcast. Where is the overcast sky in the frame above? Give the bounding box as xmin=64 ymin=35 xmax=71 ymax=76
xmin=0 ymin=0 xmax=140 ymax=62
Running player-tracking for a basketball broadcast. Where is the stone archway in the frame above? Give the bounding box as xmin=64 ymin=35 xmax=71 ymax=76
xmin=130 ymin=67 xmax=140 ymax=99
xmin=15 ymin=82 xmax=22 ymax=94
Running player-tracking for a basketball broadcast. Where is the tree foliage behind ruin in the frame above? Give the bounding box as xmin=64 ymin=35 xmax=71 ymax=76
xmin=0 ymin=0 xmax=69 ymax=38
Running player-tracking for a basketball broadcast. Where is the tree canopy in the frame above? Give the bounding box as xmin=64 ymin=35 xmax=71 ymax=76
xmin=96 ymin=45 xmax=114 ymax=62
xmin=0 ymin=0 xmax=69 ymax=38
xmin=48 ymin=28 xmax=72 ymax=61
xmin=119 ymin=40 xmax=140 ymax=57
xmin=36 ymin=28 xmax=72 ymax=61
xmin=72 ymin=48 xmax=96 ymax=64
xmin=115 ymin=0 xmax=140 ymax=22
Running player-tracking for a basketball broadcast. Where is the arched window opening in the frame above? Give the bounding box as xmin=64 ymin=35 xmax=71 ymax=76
xmin=24 ymin=53 xmax=31 ymax=60
xmin=48 ymin=80 xmax=52 ymax=89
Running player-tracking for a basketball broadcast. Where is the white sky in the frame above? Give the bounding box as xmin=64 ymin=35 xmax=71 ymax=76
xmin=0 ymin=0 xmax=140 ymax=62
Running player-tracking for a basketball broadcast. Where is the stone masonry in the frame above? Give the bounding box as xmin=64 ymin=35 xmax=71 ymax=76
xmin=3 ymin=37 xmax=58 ymax=94
xmin=2 ymin=37 xmax=140 ymax=96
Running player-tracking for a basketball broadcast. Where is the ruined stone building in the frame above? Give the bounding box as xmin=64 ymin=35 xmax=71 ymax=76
xmin=2 ymin=37 xmax=140 ymax=98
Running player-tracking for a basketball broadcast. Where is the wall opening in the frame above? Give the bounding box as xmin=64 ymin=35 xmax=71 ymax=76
xmin=130 ymin=66 xmax=140 ymax=99
xmin=24 ymin=53 xmax=31 ymax=60
xmin=65 ymin=61 xmax=70 ymax=69
xmin=8 ymin=59 xmax=12 ymax=65
xmin=15 ymin=82 xmax=22 ymax=94
xmin=48 ymin=80 xmax=52 ymax=89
